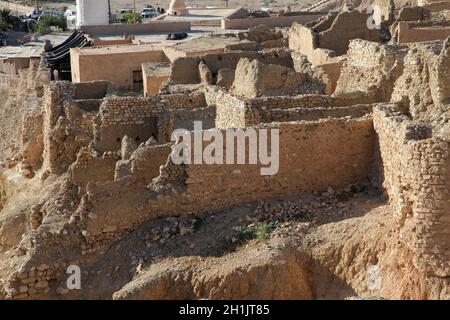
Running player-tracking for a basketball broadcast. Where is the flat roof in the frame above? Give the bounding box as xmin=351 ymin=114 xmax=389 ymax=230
xmin=72 ymin=43 xmax=165 ymax=56
xmin=0 ymin=46 xmax=42 ymax=59
xmin=40 ymin=31 xmax=73 ymax=47
xmin=92 ymin=26 xmax=239 ymax=50
xmin=166 ymin=34 xmax=248 ymax=52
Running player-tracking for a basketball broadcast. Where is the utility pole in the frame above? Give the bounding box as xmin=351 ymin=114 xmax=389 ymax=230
xmin=108 ymin=0 xmax=112 ymax=24
xmin=133 ymin=0 xmax=136 ymax=24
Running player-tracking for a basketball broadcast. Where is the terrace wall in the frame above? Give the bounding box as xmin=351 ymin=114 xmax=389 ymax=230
xmin=221 ymin=12 xmax=326 ymax=30
xmin=80 ymin=21 xmax=191 ymax=36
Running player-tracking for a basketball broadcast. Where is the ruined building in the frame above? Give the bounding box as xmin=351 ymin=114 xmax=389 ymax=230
xmin=0 ymin=2 xmax=449 ymax=300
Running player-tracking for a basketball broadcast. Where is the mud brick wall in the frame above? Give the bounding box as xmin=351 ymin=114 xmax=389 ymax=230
xmin=129 ymin=144 xmax=172 ymax=184
xmin=222 ymin=12 xmax=325 ymax=30
xmin=373 ymin=105 xmax=450 ymax=277
xmin=81 ymin=117 xmax=375 ymax=246
xmin=93 ymin=92 xmax=207 ymax=153
xmin=160 ymin=91 xmax=207 ymax=110
xmin=69 ymin=150 xmax=119 ymax=194
xmin=94 ymin=96 xmax=161 ymax=153
xmin=171 ymin=106 xmax=216 ymax=131
xmin=169 ymin=51 xmax=294 ymax=85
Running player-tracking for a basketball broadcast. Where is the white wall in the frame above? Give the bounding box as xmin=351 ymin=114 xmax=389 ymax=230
xmin=76 ymin=0 xmax=109 ymax=27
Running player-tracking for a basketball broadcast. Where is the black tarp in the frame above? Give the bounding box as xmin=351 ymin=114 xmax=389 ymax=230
xmin=43 ymin=30 xmax=91 ymax=79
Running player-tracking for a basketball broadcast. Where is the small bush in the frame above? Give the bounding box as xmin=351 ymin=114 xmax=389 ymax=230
xmin=238 ymin=221 xmax=277 ymax=242
xmin=122 ymin=12 xmax=142 ymax=24
xmin=37 ymin=14 xmax=66 ymax=35
xmin=0 ymin=9 xmax=21 ymax=31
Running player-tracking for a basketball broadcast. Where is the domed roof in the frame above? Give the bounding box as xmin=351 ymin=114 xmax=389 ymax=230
xmin=167 ymin=0 xmax=188 ymax=16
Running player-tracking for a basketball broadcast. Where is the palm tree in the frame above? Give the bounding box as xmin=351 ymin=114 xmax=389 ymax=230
xmin=0 ymin=9 xmax=21 ymax=31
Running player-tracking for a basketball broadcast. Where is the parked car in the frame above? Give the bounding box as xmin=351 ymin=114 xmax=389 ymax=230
xmin=38 ymin=10 xmax=63 ymax=22
xmin=29 ymin=9 xmax=41 ymax=20
xmin=140 ymin=12 xmax=152 ymax=19
xmin=141 ymin=7 xmax=159 ymax=17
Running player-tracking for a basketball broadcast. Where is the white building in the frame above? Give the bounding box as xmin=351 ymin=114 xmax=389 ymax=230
xmin=65 ymin=6 xmax=77 ymax=30
xmin=76 ymin=0 xmax=109 ymax=27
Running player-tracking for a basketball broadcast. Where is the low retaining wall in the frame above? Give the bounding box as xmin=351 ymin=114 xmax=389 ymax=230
xmin=221 ymin=13 xmax=326 ymax=30
xmin=80 ymin=21 xmax=191 ymax=36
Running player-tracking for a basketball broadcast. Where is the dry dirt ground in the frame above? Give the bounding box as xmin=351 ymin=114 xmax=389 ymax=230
xmin=38 ymin=183 xmax=428 ymax=300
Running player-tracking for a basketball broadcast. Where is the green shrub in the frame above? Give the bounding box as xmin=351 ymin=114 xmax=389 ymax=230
xmin=0 ymin=9 xmax=21 ymax=31
xmin=122 ymin=11 xmax=142 ymax=24
xmin=238 ymin=221 xmax=277 ymax=242
xmin=37 ymin=14 xmax=66 ymax=35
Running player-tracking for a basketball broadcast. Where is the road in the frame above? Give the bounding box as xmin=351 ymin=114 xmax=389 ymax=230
xmin=0 ymin=1 xmax=35 ymax=16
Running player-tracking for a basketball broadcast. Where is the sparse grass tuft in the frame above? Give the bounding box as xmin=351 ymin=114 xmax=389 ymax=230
xmin=238 ymin=221 xmax=278 ymax=242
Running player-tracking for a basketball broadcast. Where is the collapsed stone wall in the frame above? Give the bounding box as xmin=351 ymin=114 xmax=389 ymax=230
xmin=335 ymin=40 xmax=409 ymax=102
xmin=69 ymin=149 xmax=119 ymax=194
xmin=21 ymin=79 xmax=211 ymax=179
xmin=41 ymin=84 xmax=102 ymax=175
xmin=289 ymin=10 xmax=382 ymax=65
xmin=80 ymin=117 xmax=375 ymax=246
xmin=373 ymin=105 xmax=450 ymax=277
xmin=0 ymin=60 xmax=50 ymax=167
xmin=391 ymin=39 xmax=449 ymax=125
xmin=231 ymin=58 xmax=310 ymax=98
